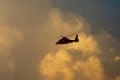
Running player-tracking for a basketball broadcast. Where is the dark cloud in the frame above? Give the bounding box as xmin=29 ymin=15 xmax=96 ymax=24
xmin=53 ymin=0 xmax=120 ymax=38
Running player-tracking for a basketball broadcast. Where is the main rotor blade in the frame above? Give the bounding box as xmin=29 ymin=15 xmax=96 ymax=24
xmin=66 ymin=33 xmax=77 ymax=37
xmin=60 ymin=33 xmax=77 ymax=37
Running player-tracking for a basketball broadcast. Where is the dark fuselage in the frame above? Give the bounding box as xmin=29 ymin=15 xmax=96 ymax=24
xmin=56 ymin=38 xmax=74 ymax=44
xmin=56 ymin=35 xmax=79 ymax=44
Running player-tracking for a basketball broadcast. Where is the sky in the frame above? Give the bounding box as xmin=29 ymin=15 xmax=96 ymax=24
xmin=0 ymin=0 xmax=120 ymax=80
xmin=53 ymin=0 xmax=120 ymax=38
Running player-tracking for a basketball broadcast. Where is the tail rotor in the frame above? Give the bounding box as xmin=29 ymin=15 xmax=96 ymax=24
xmin=75 ymin=35 xmax=79 ymax=42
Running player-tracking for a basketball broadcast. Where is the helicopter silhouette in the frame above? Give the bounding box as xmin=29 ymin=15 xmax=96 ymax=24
xmin=56 ymin=34 xmax=79 ymax=44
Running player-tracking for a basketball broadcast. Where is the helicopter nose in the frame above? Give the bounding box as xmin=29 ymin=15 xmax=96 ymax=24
xmin=56 ymin=42 xmax=58 ymax=44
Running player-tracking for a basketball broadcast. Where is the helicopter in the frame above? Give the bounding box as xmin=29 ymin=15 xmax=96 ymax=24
xmin=56 ymin=34 xmax=79 ymax=44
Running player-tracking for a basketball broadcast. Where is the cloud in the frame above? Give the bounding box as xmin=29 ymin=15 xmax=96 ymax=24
xmin=40 ymin=49 xmax=73 ymax=80
xmin=0 ymin=0 xmax=51 ymax=28
xmin=0 ymin=26 xmax=23 ymax=54
xmin=40 ymin=9 xmax=106 ymax=80
xmin=0 ymin=1 xmax=52 ymax=80
xmin=40 ymin=49 xmax=105 ymax=80
xmin=67 ymin=32 xmax=100 ymax=55
xmin=115 ymin=76 xmax=120 ymax=80
xmin=73 ymin=56 xmax=105 ymax=80
xmin=114 ymin=56 xmax=120 ymax=62
xmin=40 ymin=8 xmax=120 ymax=80
xmin=0 ymin=0 xmax=120 ymax=80
xmin=94 ymin=30 xmax=120 ymax=78
xmin=40 ymin=46 xmax=105 ymax=80
xmin=0 ymin=26 xmax=23 ymax=80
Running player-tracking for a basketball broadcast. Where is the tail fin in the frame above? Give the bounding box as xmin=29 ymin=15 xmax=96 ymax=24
xmin=75 ymin=35 xmax=79 ymax=42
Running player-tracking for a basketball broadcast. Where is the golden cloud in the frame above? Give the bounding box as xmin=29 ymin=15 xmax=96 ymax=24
xmin=39 ymin=8 xmax=106 ymax=80
xmin=73 ymin=56 xmax=105 ymax=80
xmin=47 ymin=8 xmax=91 ymax=36
xmin=39 ymin=8 xmax=120 ymax=80
xmin=0 ymin=26 xmax=23 ymax=54
xmin=0 ymin=26 xmax=23 ymax=80
xmin=67 ymin=32 xmax=101 ymax=55
xmin=115 ymin=76 xmax=120 ymax=80
xmin=48 ymin=9 xmax=100 ymax=56
xmin=40 ymin=49 xmax=105 ymax=80
xmin=40 ymin=49 xmax=74 ymax=80
xmin=114 ymin=56 xmax=120 ymax=62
